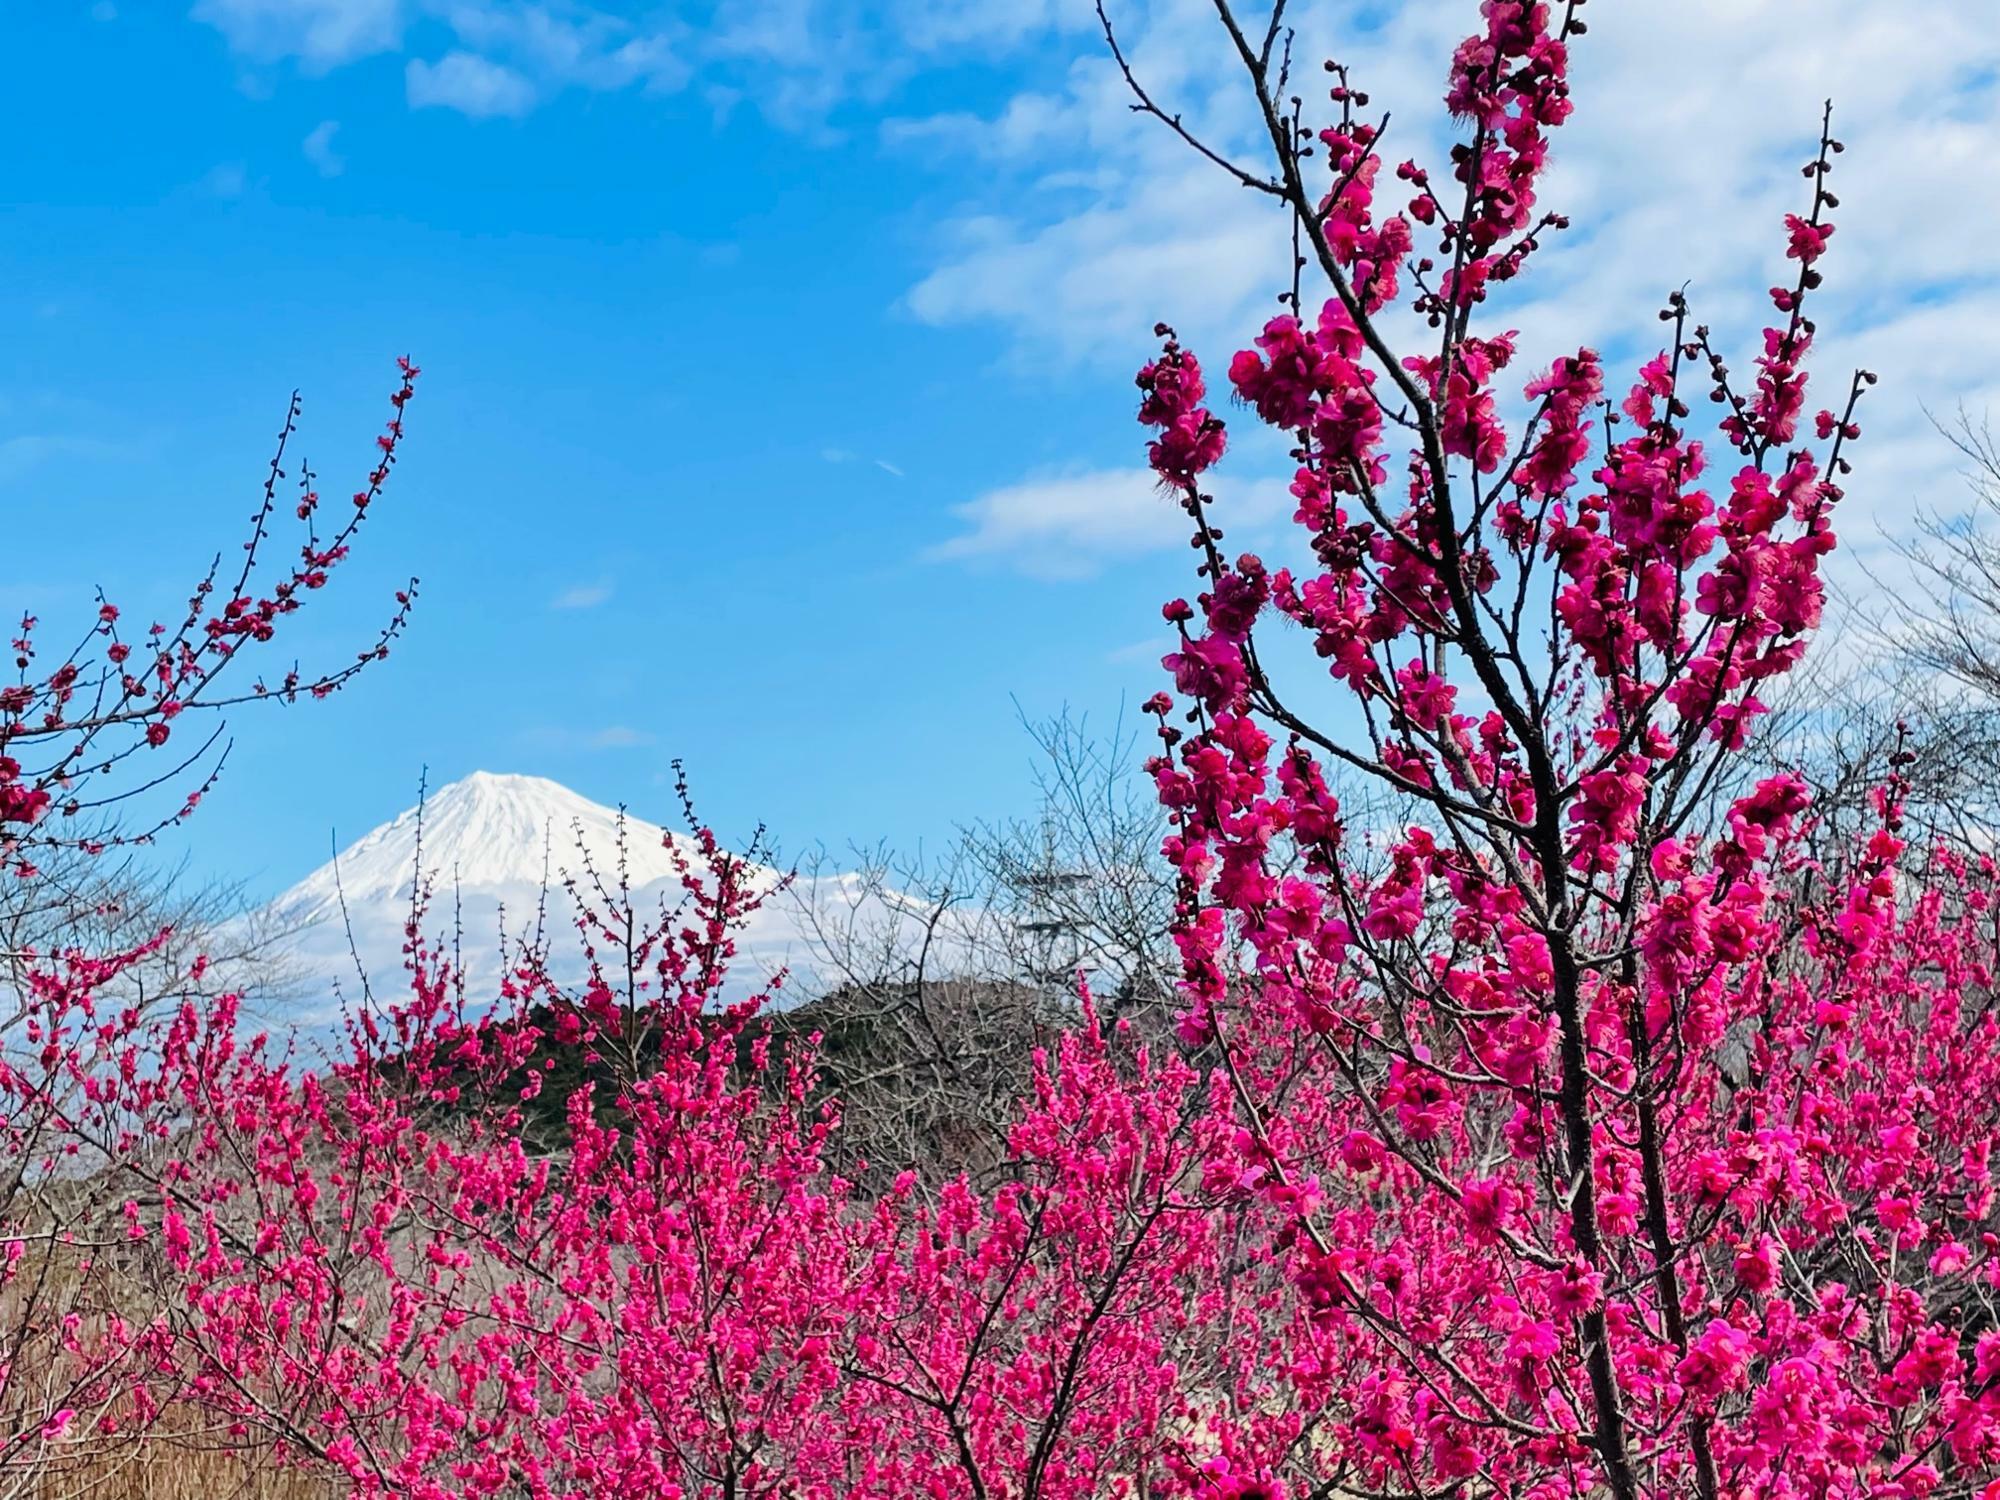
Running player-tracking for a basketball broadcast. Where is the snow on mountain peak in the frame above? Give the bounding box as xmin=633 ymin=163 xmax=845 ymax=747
xmin=270 ymin=771 xmax=760 ymax=923
xmin=251 ymin=772 xmax=913 ymax=1023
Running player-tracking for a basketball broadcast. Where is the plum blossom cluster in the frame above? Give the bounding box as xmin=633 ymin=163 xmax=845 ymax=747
xmin=1128 ymin=0 xmax=1996 ymax=1496
xmin=5 ymin=799 xmax=1261 ymax=1499
xmin=5 ymin=3 xmax=2000 ymax=1499
xmin=0 ymin=361 xmax=419 ymax=876
xmin=8 ymin=763 xmax=1999 ymax=1500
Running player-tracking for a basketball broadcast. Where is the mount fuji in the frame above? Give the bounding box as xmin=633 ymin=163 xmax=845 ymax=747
xmin=254 ymin=772 xmax=877 ymax=1019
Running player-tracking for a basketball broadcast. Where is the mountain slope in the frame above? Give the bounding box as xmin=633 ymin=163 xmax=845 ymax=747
xmin=269 ymin=771 xmax=778 ymax=917
xmin=259 ymin=772 xmax=830 ymax=1019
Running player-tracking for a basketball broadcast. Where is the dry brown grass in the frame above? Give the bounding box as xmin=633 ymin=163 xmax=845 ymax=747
xmin=12 ymin=1442 xmax=336 ymax=1500
xmin=1 ymin=1209 xmax=339 ymax=1500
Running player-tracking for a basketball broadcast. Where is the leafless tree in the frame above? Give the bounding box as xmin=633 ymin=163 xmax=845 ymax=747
xmin=1896 ymin=412 xmax=2000 ymax=700
xmin=792 ymin=709 xmax=1178 ymax=1013
xmin=782 ymin=709 xmax=1179 ymax=1187
xmin=1743 ymin=650 xmax=2000 ymax=859
xmin=1 ymin=830 xmax=308 ymax=1030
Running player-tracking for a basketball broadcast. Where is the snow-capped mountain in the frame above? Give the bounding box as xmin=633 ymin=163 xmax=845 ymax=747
xmin=257 ymin=772 xmax=873 ymax=1020
xmin=269 ymin=771 xmax=775 ymax=916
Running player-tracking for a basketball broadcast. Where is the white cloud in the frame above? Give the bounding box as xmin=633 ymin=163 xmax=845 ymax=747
xmin=522 ymin=724 xmax=656 ymax=751
xmin=201 ymin=161 xmax=248 ymax=198
xmin=1105 ymin=634 xmax=1172 ymax=665
xmin=704 ymin=0 xmax=1091 ymax=129
xmin=551 ymin=582 xmax=613 ymax=610
xmin=191 ymin=0 xmax=404 ymax=69
xmin=822 ymin=448 xmax=906 ymax=477
xmin=195 ymin=0 xmax=684 ymax=113
xmin=188 ymin=0 xmax=1067 ymax=129
xmin=929 ymin=466 xmax=1289 ymax=581
xmin=586 ymin=726 xmax=653 ymax=749
xmin=173 ymin=0 xmax=2000 ymax=607
xmin=881 ymin=91 xmax=1077 ymax=163
xmin=444 ymin=3 xmax=687 ymax=93
xmin=0 ymin=435 xmax=111 ymax=487
xmin=301 ymin=118 xmax=343 ymax=175
xmin=904 ymin=184 xmax=1283 ymax=368
xmin=407 ymin=51 xmax=536 ymax=118
xmin=704 ymin=0 xmax=891 ymax=129
xmin=890 ymin=0 xmax=1084 ymax=54
xmin=899 ymin=0 xmax=2000 ymax=602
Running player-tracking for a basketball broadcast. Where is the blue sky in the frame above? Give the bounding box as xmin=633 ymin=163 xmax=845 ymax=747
xmin=3 ymin=0 xmax=1195 ymax=893
xmin=6 ymin=0 xmax=1999 ymax=896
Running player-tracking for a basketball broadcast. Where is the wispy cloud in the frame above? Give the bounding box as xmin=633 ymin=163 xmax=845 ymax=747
xmin=192 ymin=0 xmax=403 ymax=70
xmin=178 ymin=0 xmax=2000 ymax=597
xmin=201 ymin=161 xmax=248 ymax=198
xmin=187 ymin=0 xmax=1066 ymax=130
xmin=880 ymin=92 xmax=1074 ymax=163
xmin=0 ymin=435 xmax=114 ymax=487
xmin=896 ymin=0 xmax=2000 ymax=592
xmin=1104 ymin=634 xmax=1171 ymax=666
xmin=445 ymin=4 xmax=686 ymax=94
xmin=585 ymin=726 xmax=653 ymax=749
xmin=929 ymin=466 xmax=1287 ymax=581
xmin=198 ymin=0 xmax=686 ymax=117
xmin=551 ymin=582 xmax=613 ymax=610
xmin=301 ymin=119 xmax=343 ymax=176
xmin=521 ymin=724 xmax=657 ymax=751
xmin=822 ymin=448 xmax=905 ymax=477
xmin=407 ymin=51 xmax=536 ymax=118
